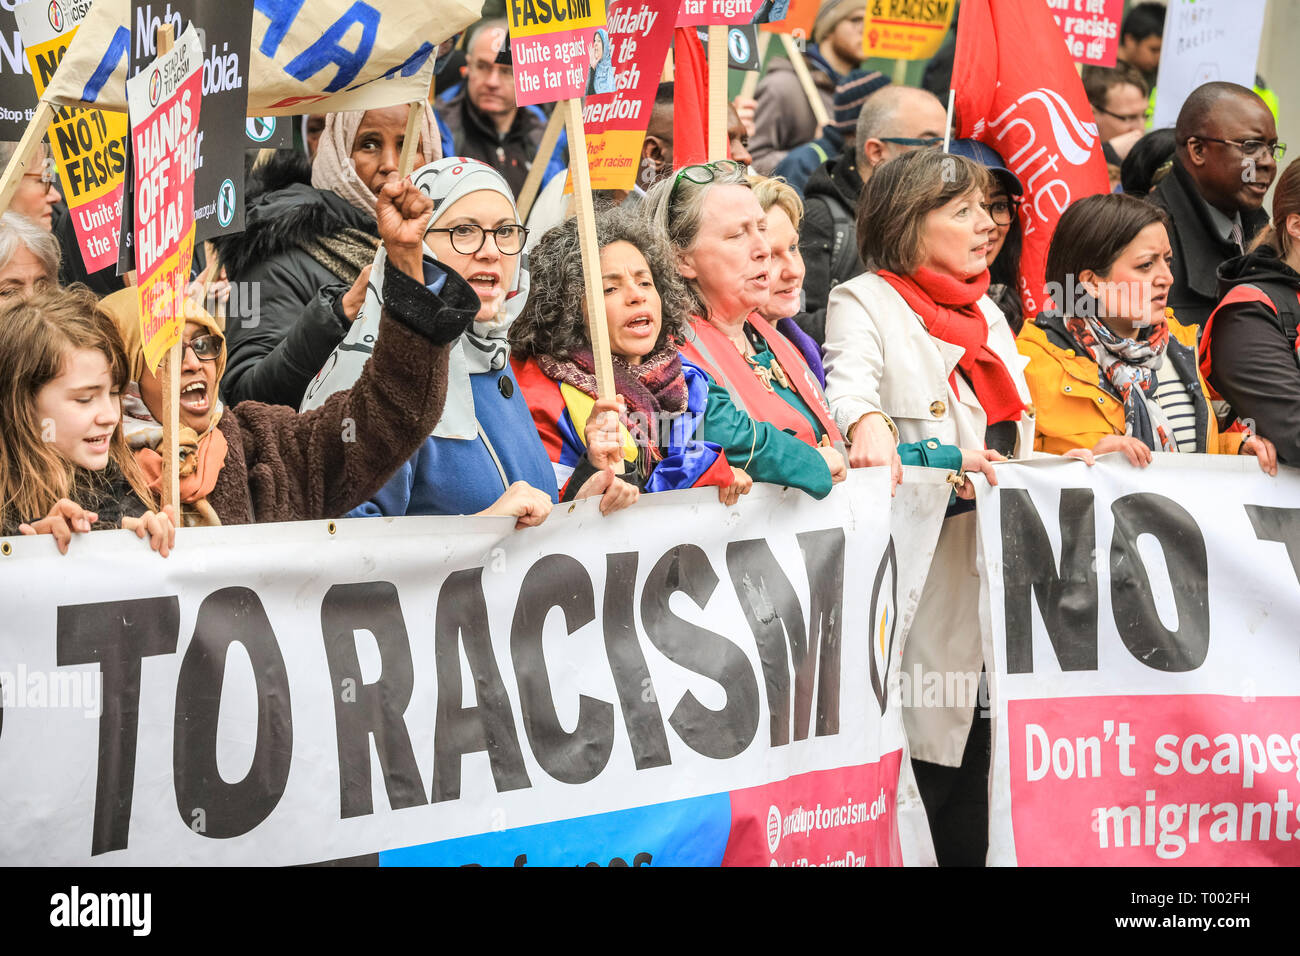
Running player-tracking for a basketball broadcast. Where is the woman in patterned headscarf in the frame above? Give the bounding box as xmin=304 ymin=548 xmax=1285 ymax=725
xmin=304 ymin=157 xmax=636 ymax=527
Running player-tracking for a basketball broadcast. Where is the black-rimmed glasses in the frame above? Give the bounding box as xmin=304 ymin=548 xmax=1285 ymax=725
xmin=879 ymin=136 xmax=944 ymax=148
xmin=1188 ymin=136 xmax=1286 ymax=162
xmin=427 ymin=223 xmax=528 ymax=256
xmin=980 ymin=198 xmax=1020 ymax=226
xmin=183 ymin=333 xmax=222 ymax=362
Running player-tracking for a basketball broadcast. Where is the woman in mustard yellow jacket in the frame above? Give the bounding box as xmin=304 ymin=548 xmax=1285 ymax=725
xmin=1020 ymin=193 xmax=1278 ymax=472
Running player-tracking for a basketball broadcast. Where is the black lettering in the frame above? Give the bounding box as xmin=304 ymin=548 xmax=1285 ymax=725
xmin=640 ymin=545 xmax=759 ymax=759
xmin=798 ymin=528 xmax=844 ymax=734
xmin=1110 ymin=493 xmax=1209 ymax=671
xmin=173 ymin=587 xmax=293 ymax=838
xmin=431 ymin=569 xmax=530 ymax=802
xmin=602 ymin=552 xmax=670 ymax=770
xmin=1001 ymin=488 xmax=1098 ymax=672
xmin=510 ymin=554 xmax=613 ymax=784
xmin=56 ymin=596 xmax=179 ymax=856
xmin=320 ymin=582 xmax=425 ymax=818
xmin=35 ymin=47 xmax=63 ymax=88
xmin=1245 ymin=506 xmax=1300 ymax=587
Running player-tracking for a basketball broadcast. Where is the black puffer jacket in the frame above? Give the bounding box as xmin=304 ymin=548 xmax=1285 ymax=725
xmin=212 ymin=151 xmax=378 ymax=408
xmin=796 ymin=151 xmax=866 ymax=345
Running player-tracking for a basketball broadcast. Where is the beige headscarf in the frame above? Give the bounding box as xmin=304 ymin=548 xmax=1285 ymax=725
xmin=310 ymin=105 xmax=443 ymax=216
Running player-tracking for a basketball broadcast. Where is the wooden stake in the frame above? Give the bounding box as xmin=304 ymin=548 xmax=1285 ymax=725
xmin=397 ymin=99 xmax=423 ymax=178
xmin=0 ymin=100 xmax=54 ymax=213
xmin=892 ymin=58 xmax=908 ymax=85
xmin=155 ymin=23 xmax=182 ymax=515
xmin=780 ymin=33 xmax=830 ymax=130
xmin=707 ymin=24 xmax=729 ymax=160
xmin=516 ymin=105 xmax=565 ymax=222
xmin=661 ymin=46 xmax=674 ymax=82
xmin=562 ymin=97 xmax=622 ymax=475
xmin=738 ymin=31 xmax=772 ymax=100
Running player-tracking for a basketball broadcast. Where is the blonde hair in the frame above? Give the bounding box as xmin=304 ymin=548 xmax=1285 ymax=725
xmin=0 ymin=287 xmax=154 ymax=529
xmin=748 ymin=174 xmax=804 ymax=230
xmin=1249 ymin=159 xmax=1300 ymax=259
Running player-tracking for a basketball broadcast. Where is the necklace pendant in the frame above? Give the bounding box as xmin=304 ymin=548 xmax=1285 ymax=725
xmin=769 ymin=357 xmax=791 ymax=390
xmin=748 ymin=356 xmax=776 ymax=392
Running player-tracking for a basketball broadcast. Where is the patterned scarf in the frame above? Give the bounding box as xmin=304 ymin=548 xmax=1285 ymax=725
xmin=536 ymin=345 xmax=687 ymax=454
xmin=1064 ymin=308 xmax=1175 ymax=452
xmin=299 ymin=226 xmax=380 ymax=287
xmin=877 ymin=266 xmax=1024 ymax=425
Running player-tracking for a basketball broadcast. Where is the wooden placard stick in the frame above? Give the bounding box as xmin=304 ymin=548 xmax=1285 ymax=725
xmin=707 ymin=24 xmax=729 ymax=160
xmin=0 ymin=100 xmax=54 ymax=212
xmin=780 ymin=33 xmax=830 ymax=129
xmin=397 ymin=99 xmax=424 ymax=179
xmin=516 ymin=105 xmax=565 ymax=221
xmin=155 ymin=23 xmax=182 ymax=515
xmin=892 ymin=58 xmax=907 ymax=84
xmin=562 ymin=96 xmax=622 ymax=476
xmin=738 ymin=31 xmax=772 ymax=100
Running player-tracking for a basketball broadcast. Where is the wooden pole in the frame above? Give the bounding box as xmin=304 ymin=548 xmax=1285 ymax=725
xmin=780 ymin=33 xmax=830 ymax=130
xmin=0 ymin=100 xmax=54 ymax=212
xmin=661 ymin=46 xmax=674 ymax=82
xmin=516 ymin=105 xmax=565 ymax=221
xmin=155 ymin=23 xmax=181 ymax=515
xmin=892 ymin=58 xmax=908 ymax=85
xmin=738 ymin=31 xmax=772 ymax=100
xmin=397 ymin=99 xmax=423 ymax=178
xmin=707 ymin=24 xmax=729 ymax=160
xmin=942 ymin=88 xmax=954 ymax=152
xmin=562 ymin=97 xmax=622 ymax=475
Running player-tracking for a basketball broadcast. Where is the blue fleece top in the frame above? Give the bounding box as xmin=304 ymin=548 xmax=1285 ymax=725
xmin=348 ymin=362 xmax=559 ymax=518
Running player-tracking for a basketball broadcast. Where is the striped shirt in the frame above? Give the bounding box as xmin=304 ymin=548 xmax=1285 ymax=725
xmin=1151 ymin=357 xmax=1199 ymax=452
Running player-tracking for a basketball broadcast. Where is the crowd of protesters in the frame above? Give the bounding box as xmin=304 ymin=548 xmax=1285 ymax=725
xmin=0 ymin=1 xmax=1296 ymax=866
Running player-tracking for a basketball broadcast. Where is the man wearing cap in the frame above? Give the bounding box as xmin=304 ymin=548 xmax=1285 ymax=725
xmin=772 ymin=69 xmax=890 ymax=197
xmin=750 ymin=0 xmax=865 ymax=175
xmin=795 ymin=85 xmax=947 ymax=344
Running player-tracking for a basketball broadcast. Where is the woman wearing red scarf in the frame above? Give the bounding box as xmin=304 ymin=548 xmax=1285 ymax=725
xmin=822 ymin=148 xmax=1036 ymax=867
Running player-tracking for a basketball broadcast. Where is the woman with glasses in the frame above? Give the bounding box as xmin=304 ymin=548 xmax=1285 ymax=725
xmin=305 ymin=158 xmax=632 ymax=527
xmin=212 ymin=105 xmax=442 ymax=408
xmin=822 ymin=148 xmax=1038 ymax=866
xmin=1022 ymin=192 xmax=1276 ymax=474
xmin=0 ymin=142 xmax=62 ymax=231
xmin=947 ymin=140 xmax=1027 ymax=334
xmin=645 ymin=160 xmax=848 ymax=500
xmin=0 ymin=212 xmax=60 ymax=298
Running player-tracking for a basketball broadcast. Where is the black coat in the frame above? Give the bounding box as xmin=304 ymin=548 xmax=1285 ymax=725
xmin=1148 ymin=159 xmax=1269 ymax=331
xmin=796 ymin=152 xmax=866 ymax=345
xmin=212 ymin=152 xmax=377 ymax=408
xmin=440 ymin=88 xmax=546 ymax=198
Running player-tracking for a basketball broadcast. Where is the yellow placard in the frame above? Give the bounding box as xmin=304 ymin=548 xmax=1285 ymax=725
xmin=138 ymin=226 xmax=196 ymax=374
xmin=586 ymin=129 xmax=645 ymax=191
xmin=863 ymin=0 xmax=955 ymax=61
xmin=508 ymin=0 xmax=608 ymax=38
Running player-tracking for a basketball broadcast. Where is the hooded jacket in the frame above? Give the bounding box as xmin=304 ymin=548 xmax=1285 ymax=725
xmin=750 ymin=45 xmax=840 ymax=175
xmin=1201 ymin=246 xmax=1300 ymax=464
xmin=796 ymin=150 xmax=866 ymax=344
xmin=212 ymin=150 xmax=378 ymax=409
xmin=1148 ymin=159 xmax=1270 ymax=330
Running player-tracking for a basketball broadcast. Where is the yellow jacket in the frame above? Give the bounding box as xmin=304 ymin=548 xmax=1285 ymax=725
xmin=1017 ymin=311 xmax=1244 ymax=456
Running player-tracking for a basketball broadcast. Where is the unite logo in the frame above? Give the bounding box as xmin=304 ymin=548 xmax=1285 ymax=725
xmin=147 ymin=68 xmax=161 ymax=107
xmin=47 ymin=0 xmax=64 ymax=31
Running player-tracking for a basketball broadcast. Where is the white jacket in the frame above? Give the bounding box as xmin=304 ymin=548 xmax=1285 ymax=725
xmin=823 ymin=271 xmax=1035 ymax=769
xmin=822 ymin=272 xmax=1035 ymax=455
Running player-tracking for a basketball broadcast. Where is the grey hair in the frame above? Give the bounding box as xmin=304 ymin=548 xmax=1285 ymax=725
xmin=510 ymin=205 xmax=692 ymax=361
xmin=642 ymin=159 xmax=752 ymax=318
xmin=856 ymin=85 xmax=941 ymax=151
xmin=0 ymin=212 xmax=60 ymax=282
xmin=467 ymin=18 xmax=509 ymax=56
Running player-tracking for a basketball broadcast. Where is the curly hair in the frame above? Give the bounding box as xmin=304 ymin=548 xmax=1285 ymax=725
xmin=510 ymin=205 xmax=693 ymax=360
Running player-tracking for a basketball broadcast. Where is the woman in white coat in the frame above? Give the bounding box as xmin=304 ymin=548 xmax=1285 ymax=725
xmin=823 ymin=148 xmax=1036 ymax=866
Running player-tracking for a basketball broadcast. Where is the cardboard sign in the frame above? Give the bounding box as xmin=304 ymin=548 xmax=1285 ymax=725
xmin=1150 ymin=0 xmax=1267 ymax=130
xmin=697 ymin=23 xmax=760 ymax=71
xmin=677 ymin=0 xmax=760 ymax=29
xmin=128 ymin=23 xmax=201 ymax=373
xmin=863 ymin=0 xmax=955 ymax=61
xmin=583 ymin=0 xmax=675 ymax=190
xmin=15 ymin=0 xmax=128 ymax=273
xmin=0 ymin=7 xmax=39 ymax=139
xmin=508 ymin=0 xmax=608 ymax=107
xmin=1046 ymin=0 xmax=1121 ymax=68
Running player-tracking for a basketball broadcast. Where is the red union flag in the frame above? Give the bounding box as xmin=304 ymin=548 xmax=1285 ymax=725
xmin=952 ymin=0 xmax=1109 ymax=318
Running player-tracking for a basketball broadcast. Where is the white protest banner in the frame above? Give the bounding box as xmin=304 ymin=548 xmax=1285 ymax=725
xmin=0 ymin=472 xmax=949 ymax=866
xmin=39 ymin=0 xmax=482 ymax=115
xmin=975 ymin=455 xmax=1300 ymax=866
xmin=1150 ymin=0 xmax=1267 ymax=130
xmin=127 ymin=23 xmax=200 ymax=373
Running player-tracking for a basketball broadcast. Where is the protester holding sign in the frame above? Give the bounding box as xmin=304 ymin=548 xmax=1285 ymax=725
xmin=0 ymin=286 xmax=175 ymax=553
xmin=645 ymin=160 xmax=847 ymax=499
xmin=512 ymin=206 xmax=744 ymax=502
xmin=95 ymin=175 xmax=482 ymax=529
xmin=1202 ymin=161 xmax=1300 ymax=467
xmin=216 ymin=106 xmax=440 ymax=407
xmin=1020 ymin=192 xmax=1276 ymax=475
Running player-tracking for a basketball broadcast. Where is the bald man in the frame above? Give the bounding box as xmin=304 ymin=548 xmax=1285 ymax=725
xmin=1149 ymin=82 xmax=1279 ymax=329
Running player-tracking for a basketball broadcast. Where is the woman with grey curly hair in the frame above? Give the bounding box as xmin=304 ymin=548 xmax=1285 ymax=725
xmin=512 ymin=207 xmax=751 ymax=503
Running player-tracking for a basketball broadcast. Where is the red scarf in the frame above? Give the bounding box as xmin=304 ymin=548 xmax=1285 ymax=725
xmin=877 ymin=267 xmax=1024 ymax=425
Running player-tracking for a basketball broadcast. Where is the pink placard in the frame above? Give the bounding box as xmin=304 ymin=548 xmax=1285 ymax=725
xmin=676 ymin=0 xmax=761 ymax=29
xmin=1048 ymin=0 xmax=1122 ymax=67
